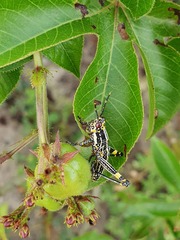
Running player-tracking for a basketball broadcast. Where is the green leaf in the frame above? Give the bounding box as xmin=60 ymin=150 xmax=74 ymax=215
xmin=130 ymin=0 xmax=180 ymax=137
xmin=74 ymin=8 xmax=143 ymax=188
xmin=0 ymin=0 xmax=92 ymax=68
xmin=43 ymin=36 xmax=83 ymax=78
xmin=167 ymin=37 xmax=180 ymax=53
xmin=148 ymin=201 xmax=180 ymax=217
xmin=130 ymin=218 xmax=153 ymax=239
xmin=125 ymin=201 xmax=180 ymax=219
xmin=151 ymin=137 xmax=180 ymax=192
xmin=0 ymin=56 xmax=32 ymax=72
xmin=120 ymin=0 xmax=155 ymax=19
xmin=0 ymin=68 xmax=21 ymax=104
xmin=73 ymin=231 xmax=113 ymax=240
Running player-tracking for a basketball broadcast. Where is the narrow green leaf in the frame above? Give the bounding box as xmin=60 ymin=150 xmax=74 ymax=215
xmin=43 ymin=36 xmax=83 ymax=78
xmin=124 ymin=203 xmax=153 ymax=219
xmin=148 ymin=201 xmax=180 ymax=217
xmin=74 ymin=8 xmax=143 ymax=188
xmin=120 ymin=0 xmax=155 ymax=19
xmin=125 ymin=201 xmax=180 ymax=218
xmin=130 ymin=218 xmax=153 ymax=239
xmin=151 ymin=137 xmax=180 ymax=192
xmin=130 ymin=0 xmax=180 ymax=137
xmin=0 ymin=68 xmax=21 ymax=104
xmin=73 ymin=231 xmax=113 ymax=240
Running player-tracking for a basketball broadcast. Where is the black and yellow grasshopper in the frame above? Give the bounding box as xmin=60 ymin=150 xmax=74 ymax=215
xmin=74 ymin=93 xmax=130 ymax=187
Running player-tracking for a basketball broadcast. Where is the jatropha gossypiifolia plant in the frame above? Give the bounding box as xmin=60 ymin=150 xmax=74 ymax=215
xmin=0 ymin=0 xmax=180 ymax=238
xmin=0 ymin=53 xmax=128 ymax=237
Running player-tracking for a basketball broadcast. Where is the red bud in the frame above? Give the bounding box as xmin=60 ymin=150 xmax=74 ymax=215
xmin=19 ymin=223 xmax=30 ymax=238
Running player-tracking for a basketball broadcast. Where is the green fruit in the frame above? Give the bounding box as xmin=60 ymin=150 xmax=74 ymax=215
xmin=43 ymin=143 xmax=91 ymax=200
xmin=35 ymin=194 xmax=64 ymax=211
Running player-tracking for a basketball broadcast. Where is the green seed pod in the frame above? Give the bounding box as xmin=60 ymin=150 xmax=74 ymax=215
xmin=35 ymin=194 xmax=64 ymax=211
xmin=43 ymin=143 xmax=91 ymax=200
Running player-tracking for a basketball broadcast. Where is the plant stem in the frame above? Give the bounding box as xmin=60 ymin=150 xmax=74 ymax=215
xmin=33 ymin=52 xmax=49 ymax=145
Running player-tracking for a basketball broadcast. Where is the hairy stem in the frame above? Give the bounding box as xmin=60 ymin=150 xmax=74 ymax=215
xmin=33 ymin=52 xmax=49 ymax=145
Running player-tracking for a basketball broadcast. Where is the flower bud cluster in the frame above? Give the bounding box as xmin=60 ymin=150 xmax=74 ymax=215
xmin=0 ymin=205 xmax=30 ymax=238
xmin=65 ymin=196 xmax=99 ymax=227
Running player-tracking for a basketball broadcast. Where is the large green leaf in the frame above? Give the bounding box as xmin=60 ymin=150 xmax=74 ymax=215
xmin=74 ymin=7 xmax=143 ymax=188
xmin=130 ymin=0 xmax=180 ymax=137
xmin=0 ymin=0 xmax=90 ymax=68
xmin=0 ymin=68 xmax=21 ymax=104
xmin=151 ymin=137 xmax=180 ymax=192
xmin=43 ymin=36 xmax=83 ymax=78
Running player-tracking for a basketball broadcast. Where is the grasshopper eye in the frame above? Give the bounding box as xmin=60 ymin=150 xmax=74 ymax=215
xmin=95 ymin=122 xmax=102 ymax=129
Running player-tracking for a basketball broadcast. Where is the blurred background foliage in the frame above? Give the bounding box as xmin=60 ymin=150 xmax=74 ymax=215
xmin=0 ymin=35 xmax=180 ymax=240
